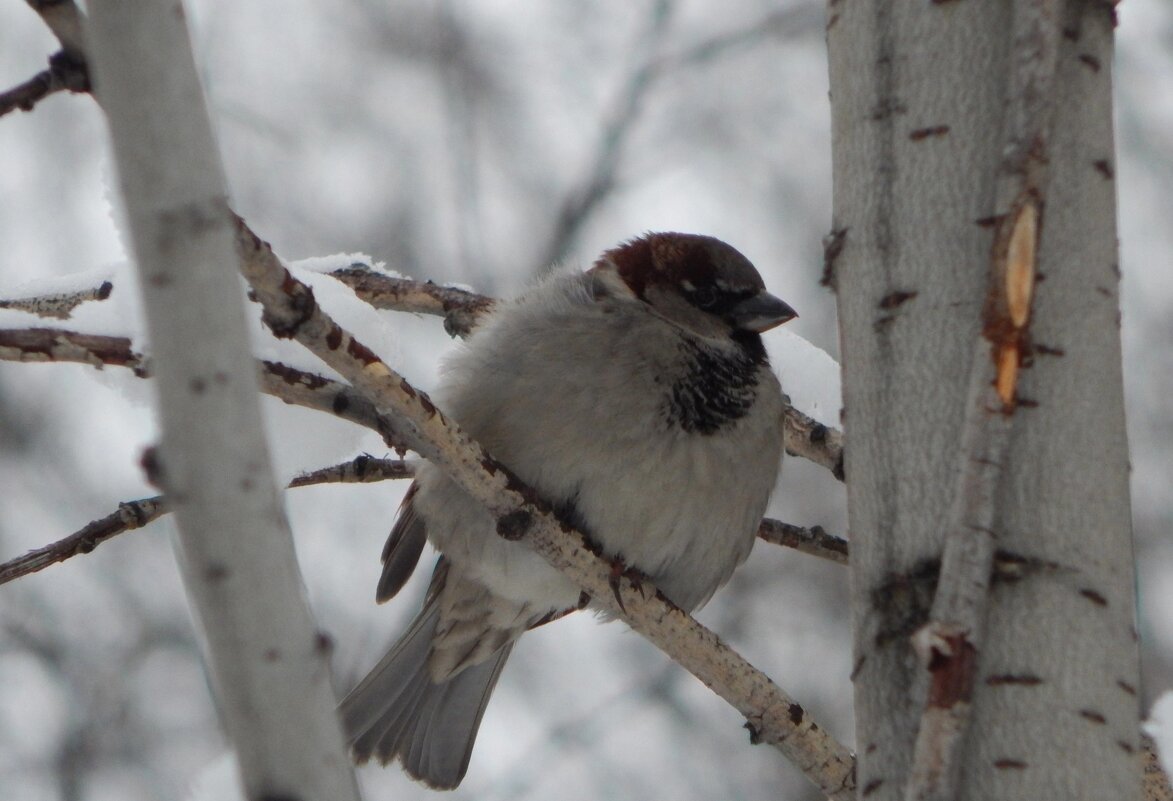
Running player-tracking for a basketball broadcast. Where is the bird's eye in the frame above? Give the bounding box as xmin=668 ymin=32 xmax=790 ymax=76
xmin=691 ymin=286 xmax=719 ymax=310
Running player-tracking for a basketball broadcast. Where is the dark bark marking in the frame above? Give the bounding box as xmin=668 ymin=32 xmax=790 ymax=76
xmin=994 ymin=759 xmax=1028 ymax=770
xmin=205 ymin=562 xmax=230 ymax=583
xmin=862 ymin=779 xmax=884 ymax=797
xmin=1118 ymin=740 xmax=1135 ymax=754
xmin=926 ymin=632 xmax=977 ymax=709
xmin=869 ymin=98 xmax=908 ymax=121
xmin=788 ymin=702 xmax=805 ymax=725
xmin=909 ymin=125 xmax=950 ymax=141
xmin=851 ymin=654 xmax=867 ymax=681
xmin=993 ymin=549 xmax=1067 ymax=582
xmin=1118 ymin=679 xmax=1137 ymax=696
xmin=821 ymin=227 xmax=847 ymax=289
xmin=976 ymin=214 xmax=1003 ymax=229
xmin=1078 ymin=709 xmax=1107 ymax=724
xmin=1093 ymin=159 xmax=1114 ymax=180
xmin=744 ymin=720 xmax=762 ymax=745
xmin=1078 ymin=54 xmax=1102 ymax=72
xmin=189 ymin=377 xmax=207 ymax=394
xmin=986 ymin=673 xmax=1044 ymax=686
xmin=879 ymin=290 xmax=918 ymax=310
xmin=1032 ymin=343 xmax=1065 ymax=357
xmin=1080 ymin=588 xmax=1108 ymax=606
xmin=1096 ymin=286 xmax=1112 ymax=297
xmin=263 ymin=648 xmax=281 ymax=661
xmin=872 ymin=558 xmax=939 ymax=647
xmin=315 ymin=631 xmax=334 ymax=655
xmin=496 ymin=510 xmax=533 ymax=541
xmin=345 ymin=337 xmax=379 ymax=366
xmin=1016 ymin=397 xmax=1039 ymax=408
xmin=140 ymin=446 xmax=164 ymax=488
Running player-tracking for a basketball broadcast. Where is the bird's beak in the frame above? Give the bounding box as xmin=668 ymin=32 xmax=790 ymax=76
xmin=730 ymin=292 xmax=797 ymax=333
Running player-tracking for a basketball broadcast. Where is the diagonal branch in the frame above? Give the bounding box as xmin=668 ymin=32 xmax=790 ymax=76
xmin=235 ymin=215 xmax=856 ymax=799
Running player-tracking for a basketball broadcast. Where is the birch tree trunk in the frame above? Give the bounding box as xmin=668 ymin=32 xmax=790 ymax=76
xmin=86 ymin=2 xmax=359 ymax=798
xmin=826 ymin=1 xmax=1139 ymax=799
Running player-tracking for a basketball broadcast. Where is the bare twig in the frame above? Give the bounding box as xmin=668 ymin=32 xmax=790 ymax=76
xmin=288 ymin=455 xmax=414 ymax=487
xmin=757 ymin=520 xmax=848 ymax=565
xmin=903 ymin=3 xmax=1062 ymax=799
xmin=0 ymin=497 xmax=165 ymax=585
xmin=0 ymin=280 xmax=112 ymax=319
xmin=328 ymin=265 xmax=494 ymax=338
xmin=783 ymin=404 xmax=845 ymax=481
xmin=1 ymin=2 xmax=89 ymax=116
xmin=0 ymin=327 xmax=145 ymax=373
xmin=0 ymin=457 xmax=414 ymax=587
xmin=236 ymin=214 xmax=856 ymax=799
xmin=25 ymin=0 xmax=88 ymax=58
xmin=0 ymin=50 xmax=90 ymax=117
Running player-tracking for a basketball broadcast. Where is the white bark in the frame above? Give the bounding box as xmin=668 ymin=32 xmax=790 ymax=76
xmin=828 ymin=1 xmax=1138 ymax=799
xmin=85 ymin=3 xmax=359 ymax=800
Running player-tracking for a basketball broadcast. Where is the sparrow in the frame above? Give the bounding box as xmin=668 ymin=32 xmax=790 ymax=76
xmin=340 ymin=232 xmax=795 ymax=788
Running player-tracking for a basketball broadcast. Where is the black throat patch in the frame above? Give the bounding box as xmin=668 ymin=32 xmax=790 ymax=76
xmin=664 ymin=332 xmax=766 ymax=435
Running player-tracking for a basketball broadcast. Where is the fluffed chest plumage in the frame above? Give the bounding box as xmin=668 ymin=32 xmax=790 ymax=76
xmin=420 ymin=271 xmax=785 ymax=614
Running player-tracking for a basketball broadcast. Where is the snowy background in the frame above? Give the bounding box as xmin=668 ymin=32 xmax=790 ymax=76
xmin=0 ymin=1 xmax=1170 ymax=800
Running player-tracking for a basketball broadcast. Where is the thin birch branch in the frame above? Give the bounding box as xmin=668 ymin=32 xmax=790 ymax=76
xmin=328 ymin=264 xmax=494 ymax=338
xmin=1 ymin=2 xmax=90 ymax=117
xmin=0 ymin=328 xmax=410 ymax=450
xmin=86 ymin=1 xmax=359 ymax=797
xmin=0 ymin=497 xmax=165 ymax=585
xmin=0 ymin=457 xmax=414 ymax=586
xmin=0 ymin=281 xmax=112 ymax=319
xmin=25 ymin=0 xmax=88 ymax=58
xmin=783 ymin=403 xmax=845 ymax=481
xmin=235 ymin=215 xmax=856 ymax=800
xmin=757 ymin=520 xmax=848 ymax=565
xmin=287 ymin=455 xmax=414 ymax=487
xmin=0 ymin=50 xmax=90 ymax=117
xmin=903 ymin=2 xmax=1061 ymax=799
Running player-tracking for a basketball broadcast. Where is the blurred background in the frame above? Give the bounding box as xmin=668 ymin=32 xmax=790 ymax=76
xmin=0 ymin=1 xmax=1169 ymax=799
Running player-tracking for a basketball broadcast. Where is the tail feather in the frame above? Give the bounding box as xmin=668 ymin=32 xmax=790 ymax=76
xmin=341 ymin=587 xmax=513 ymax=789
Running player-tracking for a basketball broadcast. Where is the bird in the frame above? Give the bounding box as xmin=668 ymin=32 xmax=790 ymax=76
xmin=340 ymin=232 xmax=795 ymax=789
